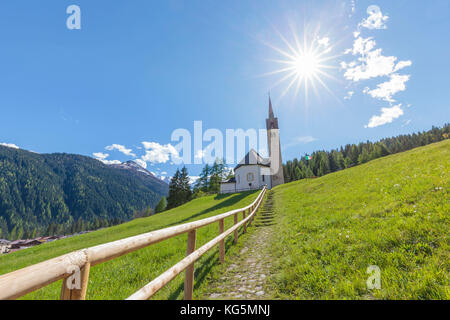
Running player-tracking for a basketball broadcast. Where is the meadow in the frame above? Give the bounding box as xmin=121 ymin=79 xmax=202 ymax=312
xmin=1 ymin=140 xmax=448 ymax=300
xmin=268 ymin=140 xmax=449 ymax=299
xmin=0 ymin=190 xmax=259 ymax=299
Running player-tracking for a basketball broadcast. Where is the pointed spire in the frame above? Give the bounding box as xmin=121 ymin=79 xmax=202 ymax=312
xmin=266 ymin=93 xmax=279 ymax=130
xmin=268 ymin=93 xmax=274 ymax=119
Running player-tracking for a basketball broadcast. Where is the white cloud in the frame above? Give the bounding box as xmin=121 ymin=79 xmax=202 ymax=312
xmin=360 ymin=5 xmax=389 ymax=30
xmin=363 ymin=74 xmax=410 ymax=102
xmin=189 ymin=176 xmax=200 ymax=185
xmin=318 ymin=37 xmax=330 ymax=47
xmin=225 ymin=167 xmax=234 ymax=174
xmin=348 ymin=36 xmax=377 ymax=56
xmin=100 ymin=159 xmax=122 ymax=165
xmin=194 ymin=149 xmax=206 ymax=160
xmin=93 ymin=152 xmax=109 ymax=160
xmin=141 ymin=141 xmax=180 ymax=164
xmin=342 ymin=36 xmax=412 ymax=83
xmin=366 ymin=104 xmax=404 ymax=128
xmin=105 ymin=144 xmax=136 ymax=157
xmin=0 ymin=142 xmax=19 ymax=149
xmin=93 ymin=151 xmax=121 ymax=165
xmin=133 ymin=159 xmax=147 ymax=169
xmin=394 ymin=60 xmax=412 ymax=72
xmin=344 ymin=91 xmax=354 ymax=100
xmin=341 ymin=5 xmax=411 ymax=128
xmin=343 ymin=47 xmax=397 ymax=82
xmin=317 ymin=37 xmax=331 ymax=53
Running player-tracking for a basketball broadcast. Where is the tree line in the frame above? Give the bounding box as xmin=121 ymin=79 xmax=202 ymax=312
xmin=164 ymin=159 xmax=231 ymax=211
xmin=284 ymin=124 xmax=449 ymax=182
xmin=0 ymin=148 xmax=168 ymax=240
xmin=193 ymin=159 xmax=231 ymax=194
xmin=166 ymin=167 xmax=192 ymax=210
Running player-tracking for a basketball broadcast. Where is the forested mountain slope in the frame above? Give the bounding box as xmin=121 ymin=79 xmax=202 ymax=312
xmin=0 ymin=147 xmax=168 ymax=239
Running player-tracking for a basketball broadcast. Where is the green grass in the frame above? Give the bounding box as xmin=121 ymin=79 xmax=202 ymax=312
xmin=0 ymin=190 xmax=260 ymax=300
xmin=2 ymin=141 xmax=448 ymax=300
xmin=269 ymin=140 xmax=449 ymax=299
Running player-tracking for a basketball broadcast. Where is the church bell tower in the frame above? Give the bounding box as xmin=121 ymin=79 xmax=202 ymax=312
xmin=266 ymin=96 xmax=285 ymax=187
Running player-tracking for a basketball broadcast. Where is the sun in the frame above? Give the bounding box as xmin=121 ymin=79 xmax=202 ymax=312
xmin=262 ymin=27 xmax=338 ymax=101
xmin=293 ymin=52 xmax=320 ymax=78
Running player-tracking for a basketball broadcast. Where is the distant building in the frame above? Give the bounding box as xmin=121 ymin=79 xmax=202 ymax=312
xmin=220 ymin=97 xmax=284 ymax=194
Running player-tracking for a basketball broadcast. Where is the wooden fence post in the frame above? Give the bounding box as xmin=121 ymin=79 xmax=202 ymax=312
xmin=219 ymin=219 xmax=225 ymax=264
xmin=2 ymin=188 xmax=268 ymax=301
xmin=233 ymin=213 xmax=238 ymax=244
xmin=60 ymin=262 xmax=91 ymax=300
xmin=184 ymin=230 xmax=197 ymax=300
xmin=60 ymin=276 xmax=71 ymax=300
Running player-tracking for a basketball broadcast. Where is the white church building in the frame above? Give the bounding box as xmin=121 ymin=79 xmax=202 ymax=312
xmin=220 ymin=97 xmax=285 ymax=194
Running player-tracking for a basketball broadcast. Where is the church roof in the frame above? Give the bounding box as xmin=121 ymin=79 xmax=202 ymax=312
xmin=234 ymin=149 xmax=270 ymax=171
xmin=220 ymin=177 xmax=236 ymax=184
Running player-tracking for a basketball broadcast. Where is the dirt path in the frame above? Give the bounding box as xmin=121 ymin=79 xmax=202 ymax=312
xmin=205 ymin=192 xmax=276 ymax=300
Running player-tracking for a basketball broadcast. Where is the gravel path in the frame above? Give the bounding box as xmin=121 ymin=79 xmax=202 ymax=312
xmin=205 ymin=192 xmax=275 ymax=300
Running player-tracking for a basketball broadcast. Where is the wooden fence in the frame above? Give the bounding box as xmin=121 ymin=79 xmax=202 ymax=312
xmin=0 ymin=187 xmax=267 ymax=300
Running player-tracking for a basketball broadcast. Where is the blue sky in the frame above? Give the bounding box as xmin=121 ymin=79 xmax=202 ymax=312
xmin=0 ymin=0 xmax=449 ymax=181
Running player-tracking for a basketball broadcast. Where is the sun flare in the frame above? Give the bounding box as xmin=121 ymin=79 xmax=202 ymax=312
xmin=293 ymin=52 xmax=320 ymax=78
xmin=262 ymin=28 xmax=338 ymax=102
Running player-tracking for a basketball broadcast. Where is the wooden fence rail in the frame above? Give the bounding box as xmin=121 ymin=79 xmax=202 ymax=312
xmin=0 ymin=187 xmax=267 ymax=300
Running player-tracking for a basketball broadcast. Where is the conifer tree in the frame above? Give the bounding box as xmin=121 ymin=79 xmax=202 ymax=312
xmin=180 ymin=167 xmax=192 ymax=203
xmin=155 ymin=196 xmax=168 ymax=213
xmin=167 ymin=169 xmax=181 ymax=209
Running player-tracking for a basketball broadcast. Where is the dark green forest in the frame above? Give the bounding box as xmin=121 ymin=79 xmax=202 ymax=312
xmin=284 ymin=124 xmax=449 ymax=182
xmin=0 ymin=148 xmax=168 ymax=240
xmin=166 ymin=161 xmax=230 ymax=210
xmin=167 ymin=167 xmax=193 ymax=210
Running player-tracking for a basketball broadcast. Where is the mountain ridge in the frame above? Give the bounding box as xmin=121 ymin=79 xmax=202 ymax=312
xmin=0 ymin=146 xmax=168 ymax=239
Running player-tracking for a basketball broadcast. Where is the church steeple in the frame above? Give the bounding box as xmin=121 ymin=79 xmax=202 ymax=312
xmin=266 ymin=95 xmax=279 ymax=130
xmin=269 ymin=95 xmax=274 ymax=119
xmin=265 ymin=95 xmax=284 ymax=188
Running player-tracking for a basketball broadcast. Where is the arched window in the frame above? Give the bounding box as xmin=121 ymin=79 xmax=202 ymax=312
xmin=247 ymin=172 xmax=254 ymax=182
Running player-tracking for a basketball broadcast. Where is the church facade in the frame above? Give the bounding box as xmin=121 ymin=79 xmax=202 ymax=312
xmin=220 ymin=97 xmax=284 ymax=194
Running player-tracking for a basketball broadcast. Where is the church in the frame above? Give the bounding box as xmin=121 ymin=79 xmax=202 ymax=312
xmin=220 ymin=97 xmax=284 ymax=194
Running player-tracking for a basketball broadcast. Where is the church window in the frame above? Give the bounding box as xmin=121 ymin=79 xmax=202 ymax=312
xmin=247 ymin=173 xmax=254 ymax=182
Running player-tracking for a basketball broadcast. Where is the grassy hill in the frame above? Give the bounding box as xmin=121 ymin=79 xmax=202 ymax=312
xmin=1 ymin=140 xmax=448 ymax=300
xmin=269 ymin=140 xmax=449 ymax=299
xmin=0 ymin=190 xmax=260 ymax=300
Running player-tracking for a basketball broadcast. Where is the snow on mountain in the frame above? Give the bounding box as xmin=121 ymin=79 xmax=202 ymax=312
xmin=110 ymin=161 xmax=154 ymax=177
xmin=109 ymin=161 xmax=169 ymax=183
